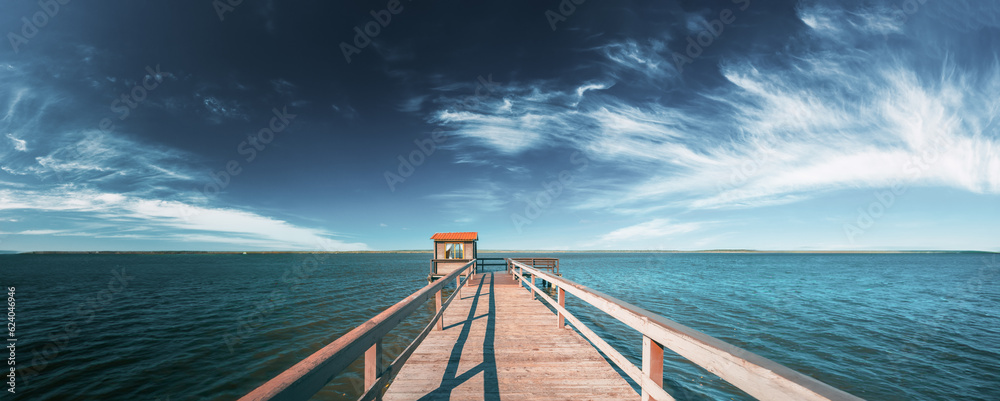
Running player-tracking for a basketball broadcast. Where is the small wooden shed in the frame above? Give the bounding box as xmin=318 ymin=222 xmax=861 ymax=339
xmin=429 ymin=232 xmax=478 ymax=280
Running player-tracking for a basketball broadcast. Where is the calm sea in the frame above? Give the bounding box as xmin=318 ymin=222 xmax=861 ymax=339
xmin=1 ymin=253 xmax=997 ymax=400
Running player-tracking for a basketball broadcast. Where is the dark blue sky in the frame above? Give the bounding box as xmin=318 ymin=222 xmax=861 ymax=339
xmin=1 ymin=0 xmax=998 ymax=251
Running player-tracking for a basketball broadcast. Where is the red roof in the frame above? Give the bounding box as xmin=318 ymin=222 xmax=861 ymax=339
xmin=430 ymin=232 xmax=478 ymax=241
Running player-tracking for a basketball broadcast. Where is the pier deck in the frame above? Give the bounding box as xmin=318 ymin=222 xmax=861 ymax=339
xmin=383 ymin=272 xmax=635 ymax=401
xmin=241 ymin=258 xmax=862 ymax=401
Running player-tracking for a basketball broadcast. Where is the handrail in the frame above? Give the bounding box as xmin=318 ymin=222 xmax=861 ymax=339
xmin=510 ymin=261 xmax=673 ymax=401
xmin=509 ymin=257 xmax=559 ymax=275
xmin=476 ymin=257 xmax=507 ymax=273
xmin=429 ymin=258 xmax=474 ymax=276
xmin=240 ymin=260 xmax=476 ymax=401
xmin=507 ymin=259 xmax=863 ymax=401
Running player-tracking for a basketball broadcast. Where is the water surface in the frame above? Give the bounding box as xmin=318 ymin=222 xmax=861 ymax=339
xmin=2 ymin=252 xmax=997 ymax=400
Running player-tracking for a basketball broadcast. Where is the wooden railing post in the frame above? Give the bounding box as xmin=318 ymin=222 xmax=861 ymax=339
xmin=557 ymin=286 xmax=565 ymax=328
xmin=641 ymin=335 xmax=664 ymax=401
xmin=365 ymin=338 xmax=383 ymax=399
xmin=435 ymin=289 xmax=443 ymax=330
xmin=455 ymin=275 xmax=461 ymax=299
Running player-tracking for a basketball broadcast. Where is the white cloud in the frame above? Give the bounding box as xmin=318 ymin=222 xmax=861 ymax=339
xmin=10 ymin=229 xmax=66 ymax=235
xmin=2 ymin=88 xmax=27 ymax=122
xmin=599 ymin=39 xmax=678 ymax=81
xmin=200 ymin=96 xmax=247 ymax=121
xmin=0 ymin=55 xmax=368 ymax=252
xmin=5 ymin=133 xmax=25 ymax=152
xmin=398 ymin=95 xmax=427 ymax=113
xmin=426 ymin=5 xmax=1000 ymax=216
xmin=433 ymin=110 xmax=545 ymax=154
xmin=0 ymin=186 xmax=368 ymax=250
xmin=591 ymin=218 xmax=705 ymax=249
xmin=426 ymin=182 xmax=507 ymax=213
xmin=575 ymin=82 xmax=610 ymax=99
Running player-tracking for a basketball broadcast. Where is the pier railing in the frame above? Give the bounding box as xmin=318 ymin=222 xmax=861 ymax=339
xmin=507 ymin=257 xmax=560 ymax=276
xmin=507 ymin=259 xmax=863 ymax=401
xmin=475 ymin=257 xmax=507 ymax=272
xmin=239 ymin=260 xmax=476 ymax=401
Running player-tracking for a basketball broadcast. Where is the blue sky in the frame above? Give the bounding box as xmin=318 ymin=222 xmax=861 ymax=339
xmin=0 ymin=0 xmax=998 ymax=252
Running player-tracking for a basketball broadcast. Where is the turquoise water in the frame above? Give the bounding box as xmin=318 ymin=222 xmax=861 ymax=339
xmin=1 ymin=253 xmax=998 ymax=400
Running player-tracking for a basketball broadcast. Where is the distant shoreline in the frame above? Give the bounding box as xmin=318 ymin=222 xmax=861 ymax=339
xmin=5 ymin=250 xmax=996 ymax=255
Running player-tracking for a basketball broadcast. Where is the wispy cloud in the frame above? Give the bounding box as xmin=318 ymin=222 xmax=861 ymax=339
xmin=0 ymin=186 xmax=367 ymax=250
xmin=425 ymin=2 xmax=1000 ymax=217
xmin=588 ymin=218 xmax=706 ymax=249
xmin=398 ymin=95 xmax=427 ymax=113
xmin=5 ymin=133 xmax=26 ymax=152
xmin=426 ymin=180 xmax=508 ymax=212
xmin=4 ymin=129 xmax=197 ymax=189
xmin=0 ymin=56 xmax=368 ymax=251
xmin=598 ymin=38 xmax=678 ymax=83
xmin=201 ymin=95 xmax=248 ymax=122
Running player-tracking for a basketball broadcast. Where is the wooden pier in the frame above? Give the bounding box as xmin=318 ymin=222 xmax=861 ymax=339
xmin=383 ymin=271 xmax=634 ymax=400
xmin=239 ymin=258 xmax=863 ymax=401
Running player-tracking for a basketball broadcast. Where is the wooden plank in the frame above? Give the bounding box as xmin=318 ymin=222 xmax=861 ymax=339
xmin=365 ymin=339 xmax=382 ymax=396
xmin=435 ymin=290 xmax=443 ymax=331
xmin=642 ymin=336 xmax=664 ymax=401
xmin=383 ymin=272 xmax=636 ymax=401
xmin=558 ymin=287 xmax=565 ymax=328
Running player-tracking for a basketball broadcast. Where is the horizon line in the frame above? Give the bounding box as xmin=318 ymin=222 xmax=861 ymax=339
xmin=4 ymin=249 xmax=997 ymax=254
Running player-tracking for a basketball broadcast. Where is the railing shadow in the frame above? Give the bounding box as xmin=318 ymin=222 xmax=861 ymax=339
xmin=483 ymin=273 xmax=500 ymax=399
xmin=417 ymin=272 xmax=500 ymax=400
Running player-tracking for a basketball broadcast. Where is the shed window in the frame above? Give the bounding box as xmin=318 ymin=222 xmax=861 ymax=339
xmin=445 ymin=243 xmax=465 ymax=259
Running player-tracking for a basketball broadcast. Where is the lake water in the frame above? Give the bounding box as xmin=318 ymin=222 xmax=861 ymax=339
xmin=2 ymin=253 xmax=998 ymax=400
